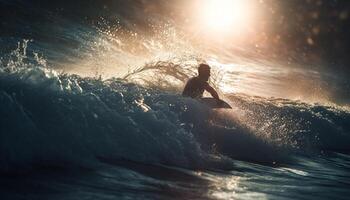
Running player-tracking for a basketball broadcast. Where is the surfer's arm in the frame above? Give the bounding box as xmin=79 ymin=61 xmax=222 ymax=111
xmin=205 ymin=84 xmax=220 ymax=100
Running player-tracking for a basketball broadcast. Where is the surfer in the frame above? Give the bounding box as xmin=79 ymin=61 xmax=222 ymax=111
xmin=182 ymin=63 xmax=223 ymax=105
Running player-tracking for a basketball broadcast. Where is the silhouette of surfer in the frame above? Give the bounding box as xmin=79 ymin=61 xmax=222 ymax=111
xmin=182 ymin=63 xmax=224 ymax=105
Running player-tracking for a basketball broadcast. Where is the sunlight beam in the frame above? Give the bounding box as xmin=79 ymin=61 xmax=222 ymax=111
xmin=197 ymin=0 xmax=254 ymax=34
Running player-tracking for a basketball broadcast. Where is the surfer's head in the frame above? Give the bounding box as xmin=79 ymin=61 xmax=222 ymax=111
xmin=198 ymin=63 xmax=211 ymax=81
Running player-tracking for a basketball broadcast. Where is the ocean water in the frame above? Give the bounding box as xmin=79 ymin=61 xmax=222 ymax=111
xmin=1 ymin=0 xmax=350 ymax=199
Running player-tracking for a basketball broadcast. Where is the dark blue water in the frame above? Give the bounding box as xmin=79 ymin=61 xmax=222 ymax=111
xmin=1 ymin=0 xmax=350 ymax=199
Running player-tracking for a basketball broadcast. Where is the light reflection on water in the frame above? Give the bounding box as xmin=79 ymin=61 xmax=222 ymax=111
xmin=50 ymin=18 xmax=349 ymax=106
xmin=207 ymin=58 xmax=331 ymax=104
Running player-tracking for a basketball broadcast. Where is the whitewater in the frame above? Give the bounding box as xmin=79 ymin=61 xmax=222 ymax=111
xmin=1 ymin=0 xmax=350 ymax=199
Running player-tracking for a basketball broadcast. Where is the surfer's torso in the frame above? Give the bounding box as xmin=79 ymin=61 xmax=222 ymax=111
xmin=182 ymin=77 xmax=209 ymax=98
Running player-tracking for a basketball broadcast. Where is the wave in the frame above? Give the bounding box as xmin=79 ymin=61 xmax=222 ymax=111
xmin=227 ymin=94 xmax=350 ymax=152
xmin=1 ymin=47 xmax=350 ymax=173
xmin=0 ymin=70 xmax=201 ymax=171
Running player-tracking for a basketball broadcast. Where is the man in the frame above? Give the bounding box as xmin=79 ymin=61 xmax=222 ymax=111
xmin=182 ymin=63 xmax=223 ymax=104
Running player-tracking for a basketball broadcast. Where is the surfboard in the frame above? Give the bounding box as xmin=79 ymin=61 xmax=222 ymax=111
xmin=199 ymin=97 xmax=232 ymax=109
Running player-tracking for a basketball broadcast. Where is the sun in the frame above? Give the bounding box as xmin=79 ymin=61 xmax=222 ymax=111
xmin=198 ymin=0 xmax=253 ymax=33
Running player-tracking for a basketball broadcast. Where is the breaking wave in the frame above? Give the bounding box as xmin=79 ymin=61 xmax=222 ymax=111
xmin=1 ymin=45 xmax=349 ymax=173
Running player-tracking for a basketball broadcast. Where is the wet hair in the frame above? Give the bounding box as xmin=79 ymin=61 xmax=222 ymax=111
xmin=198 ymin=63 xmax=210 ymax=75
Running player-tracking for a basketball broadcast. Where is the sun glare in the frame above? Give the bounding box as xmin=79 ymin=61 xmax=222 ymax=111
xmin=199 ymin=0 xmax=253 ymax=33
